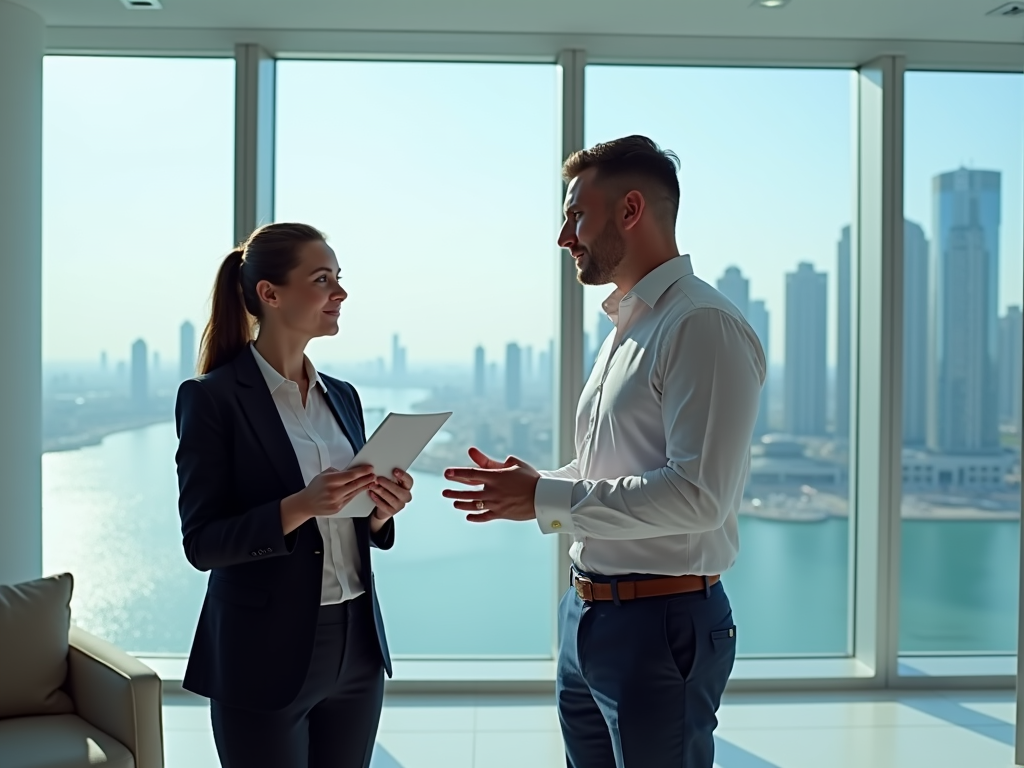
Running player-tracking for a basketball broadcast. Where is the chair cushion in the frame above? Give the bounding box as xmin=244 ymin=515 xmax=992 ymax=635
xmin=0 ymin=714 xmax=134 ymax=768
xmin=0 ymin=574 xmax=75 ymax=718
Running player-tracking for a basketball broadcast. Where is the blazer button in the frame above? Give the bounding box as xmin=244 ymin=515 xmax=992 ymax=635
xmin=314 ymin=550 xmax=322 ymax=555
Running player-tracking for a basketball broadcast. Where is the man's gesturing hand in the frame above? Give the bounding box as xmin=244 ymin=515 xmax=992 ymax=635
xmin=443 ymin=447 xmax=540 ymax=523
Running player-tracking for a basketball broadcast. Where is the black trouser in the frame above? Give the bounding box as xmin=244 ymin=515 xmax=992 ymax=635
xmin=211 ymin=594 xmax=385 ymax=768
xmin=557 ymin=578 xmax=737 ymax=768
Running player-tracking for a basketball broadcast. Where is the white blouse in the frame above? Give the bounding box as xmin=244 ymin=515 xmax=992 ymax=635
xmin=251 ymin=345 xmax=364 ymax=605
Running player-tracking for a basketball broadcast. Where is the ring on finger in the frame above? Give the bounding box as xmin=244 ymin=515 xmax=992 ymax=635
xmin=475 ymin=500 xmax=485 ymax=511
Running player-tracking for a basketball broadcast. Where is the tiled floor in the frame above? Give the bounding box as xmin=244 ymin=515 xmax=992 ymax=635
xmin=163 ymin=690 xmax=1019 ymax=768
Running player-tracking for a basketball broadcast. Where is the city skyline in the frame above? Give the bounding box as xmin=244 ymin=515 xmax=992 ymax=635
xmin=41 ymin=63 xmax=1023 ymax=370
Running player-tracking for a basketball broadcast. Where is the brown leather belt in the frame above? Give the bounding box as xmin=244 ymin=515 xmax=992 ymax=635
xmin=572 ymin=571 xmax=720 ymax=602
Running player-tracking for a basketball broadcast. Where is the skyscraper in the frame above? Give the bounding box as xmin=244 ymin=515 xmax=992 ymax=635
xmin=717 ymin=266 xmax=750 ymax=319
xmin=131 ymin=339 xmax=148 ymax=403
xmin=391 ymin=333 xmax=407 ymax=380
xmin=748 ymin=300 xmax=770 ymax=436
xmin=180 ymin=321 xmax=195 ymax=380
xmin=927 ymin=168 xmax=1001 ymax=454
xmin=999 ymin=306 xmax=1023 ymax=438
xmin=903 ymin=220 xmax=930 ymax=446
xmin=835 ymin=221 xmax=931 ymax=444
xmin=836 ymin=228 xmax=851 ymax=438
xmin=473 ymin=345 xmax=486 ymax=397
xmin=785 ymin=263 xmax=827 ymax=436
xmin=524 ymin=345 xmax=534 ymax=384
xmin=538 ymin=342 xmax=552 ymax=397
xmin=505 ymin=343 xmax=522 ymax=411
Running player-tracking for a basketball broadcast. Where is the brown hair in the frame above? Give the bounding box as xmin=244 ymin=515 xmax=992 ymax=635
xmin=562 ymin=135 xmax=681 ymax=224
xmin=198 ymin=222 xmax=325 ymax=374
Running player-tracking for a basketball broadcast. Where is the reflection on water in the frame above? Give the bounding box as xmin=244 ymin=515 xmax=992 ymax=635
xmin=42 ymin=413 xmax=1019 ymax=657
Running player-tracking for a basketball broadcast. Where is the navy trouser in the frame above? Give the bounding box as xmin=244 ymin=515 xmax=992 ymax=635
xmin=556 ymin=577 xmax=737 ymax=768
xmin=211 ymin=594 xmax=384 ymax=768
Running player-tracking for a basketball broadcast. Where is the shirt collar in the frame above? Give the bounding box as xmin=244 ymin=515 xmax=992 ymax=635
xmin=250 ymin=343 xmax=324 ymax=395
xmin=601 ymin=255 xmax=694 ymax=321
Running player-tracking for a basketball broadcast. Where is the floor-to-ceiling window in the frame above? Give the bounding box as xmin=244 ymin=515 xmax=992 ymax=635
xmin=41 ymin=57 xmax=235 ymax=654
xmin=584 ymin=66 xmax=855 ymax=655
xmin=275 ymin=61 xmax=562 ymax=656
xmin=898 ymin=71 xmax=1023 ymax=662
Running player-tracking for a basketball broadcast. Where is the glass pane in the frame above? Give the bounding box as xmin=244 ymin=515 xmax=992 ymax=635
xmin=584 ymin=66 xmax=853 ymax=655
xmin=41 ymin=57 xmax=235 ymax=653
xmin=899 ymin=71 xmax=1023 ymax=655
xmin=275 ymin=61 xmax=561 ymax=656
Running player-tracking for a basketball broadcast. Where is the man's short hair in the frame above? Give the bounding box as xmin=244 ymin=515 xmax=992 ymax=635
xmin=562 ymin=135 xmax=681 ymax=225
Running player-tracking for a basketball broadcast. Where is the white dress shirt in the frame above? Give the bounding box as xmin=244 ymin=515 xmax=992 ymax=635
xmin=251 ymin=345 xmax=365 ymax=605
xmin=534 ymin=256 xmax=766 ymax=577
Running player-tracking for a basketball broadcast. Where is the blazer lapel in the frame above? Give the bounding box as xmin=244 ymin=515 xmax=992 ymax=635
xmin=232 ymin=348 xmax=306 ymax=495
xmin=321 ymin=382 xmax=365 ymax=454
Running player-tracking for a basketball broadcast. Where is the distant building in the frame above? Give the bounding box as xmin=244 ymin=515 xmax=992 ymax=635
xmin=505 ymin=343 xmax=522 ymax=411
xmin=748 ymin=435 xmax=843 ymax=488
xmin=901 ymin=448 xmax=1015 ymax=490
xmin=100 ymin=351 xmax=108 ymax=371
xmin=999 ymin=306 xmax=1023 ymax=438
xmin=836 ymin=221 xmax=930 ymax=444
xmin=537 ymin=342 xmax=552 ymax=396
xmin=473 ymin=345 xmax=486 ymax=397
xmin=180 ymin=321 xmax=196 ymax=380
xmin=131 ymin=339 xmax=148 ymax=403
xmin=748 ymin=300 xmax=770 ymax=436
xmin=524 ymin=345 xmax=534 ymax=384
xmin=391 ymin=334 xmax=407 ymax=380
xmin=927 ymin=168 xmax=1001 ymax=454
xmin=785 ymin=263 xmax=828 ymax=436
xmin=836 ymin=228 xmax=851 ymax=438
xmin=717 ymin=266 xmax=750 ymax=319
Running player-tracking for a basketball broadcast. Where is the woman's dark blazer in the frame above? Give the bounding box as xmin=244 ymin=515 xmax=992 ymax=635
xmin=174 ymin=346 xmax=394 ymax=712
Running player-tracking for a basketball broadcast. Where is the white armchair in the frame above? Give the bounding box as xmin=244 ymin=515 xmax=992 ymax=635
xmin=0 ymin=574 xmax=164 ymax=768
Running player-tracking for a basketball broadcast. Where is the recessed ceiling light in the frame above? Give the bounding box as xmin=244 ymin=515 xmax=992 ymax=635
xmin=119 ymin=0 xmax=162 ymax=9
xmin=755 ymin=0 xmax=791 ymax=6
xmin=987 ymin=2 xmax=1024 ymax=16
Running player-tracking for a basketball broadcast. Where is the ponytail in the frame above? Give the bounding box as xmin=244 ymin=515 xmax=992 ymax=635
xmin=196 ymin=223 xmax=325 ymax=375
xmin=198 ymin=247 xmax=254 ymax=374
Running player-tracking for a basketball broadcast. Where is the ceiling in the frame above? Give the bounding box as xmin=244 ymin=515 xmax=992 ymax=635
xmin=12 ymin=0 xmax=1024 ymax=45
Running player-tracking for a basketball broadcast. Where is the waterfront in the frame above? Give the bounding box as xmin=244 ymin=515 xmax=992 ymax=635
xmin=41 ymin=397 xmax=1020 ymax=658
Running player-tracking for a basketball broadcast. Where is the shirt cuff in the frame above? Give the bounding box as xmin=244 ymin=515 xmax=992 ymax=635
xmin=534 ymin=477 xmax=576 ymax=535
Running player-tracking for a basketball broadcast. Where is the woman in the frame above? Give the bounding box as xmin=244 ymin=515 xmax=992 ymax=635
xmin=175 ymin=222 xmax=412 ymax=768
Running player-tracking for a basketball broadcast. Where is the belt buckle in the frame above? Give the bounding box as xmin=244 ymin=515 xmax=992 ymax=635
xmin=573 ymin=573 xmax=593 ymax=602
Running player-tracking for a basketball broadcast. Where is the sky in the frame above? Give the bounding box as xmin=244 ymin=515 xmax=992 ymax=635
xmin=41 ymin=58 xmax=1023 ymax=369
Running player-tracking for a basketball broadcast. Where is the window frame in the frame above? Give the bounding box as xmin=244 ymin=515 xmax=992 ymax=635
xmin=40 ymin=30 xmax=1023 ymax=694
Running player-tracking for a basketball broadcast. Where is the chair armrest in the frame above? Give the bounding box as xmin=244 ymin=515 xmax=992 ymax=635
xmin=66 ymin=625 xmax=164 ymax=768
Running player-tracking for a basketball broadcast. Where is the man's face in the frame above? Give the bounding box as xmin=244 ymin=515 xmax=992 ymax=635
xmin=558 ymin=169 xmax=626 ymax=286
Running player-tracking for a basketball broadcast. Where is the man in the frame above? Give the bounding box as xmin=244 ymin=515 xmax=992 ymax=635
xmin=444 ymin=135 xmax=765 ymax=768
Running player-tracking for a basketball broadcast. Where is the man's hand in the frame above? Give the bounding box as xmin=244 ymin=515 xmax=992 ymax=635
xmin=443 ymin=447 xmax=540 ymax=523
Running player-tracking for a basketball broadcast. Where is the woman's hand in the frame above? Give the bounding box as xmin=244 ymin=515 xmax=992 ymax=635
xmin=280 ymin=465 xmax=376 ymax=534
xmin=369 ymin=469 xmax=414 ymax=533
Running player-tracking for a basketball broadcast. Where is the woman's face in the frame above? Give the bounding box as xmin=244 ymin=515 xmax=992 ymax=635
xmin=257 ymin=240 xmax=347 ymax=340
